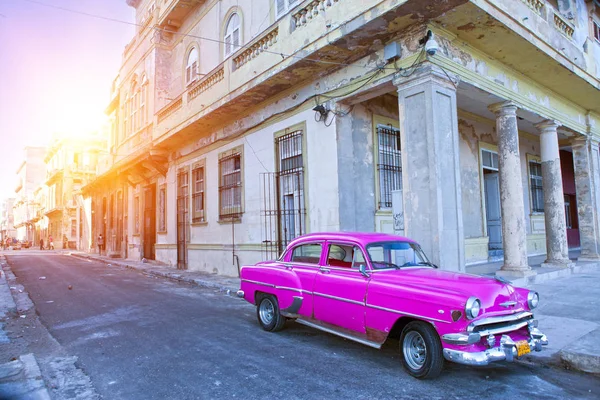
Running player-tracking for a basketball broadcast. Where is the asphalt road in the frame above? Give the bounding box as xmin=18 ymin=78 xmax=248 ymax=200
xmin=5 ymin=251 xmax=600 ymax=400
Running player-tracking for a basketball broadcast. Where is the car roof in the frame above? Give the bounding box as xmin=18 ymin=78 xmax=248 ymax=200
xmin=288 ymin=232 xmax=418 ymax=248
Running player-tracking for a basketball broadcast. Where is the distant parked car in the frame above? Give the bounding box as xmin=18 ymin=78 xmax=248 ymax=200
xmin=20 ymin=240 xmax=30 ymax=249
xmin=238 ymin=232 xmax=548 ymax=379
xmin=11 ymin=238 xmax=21 ymax=250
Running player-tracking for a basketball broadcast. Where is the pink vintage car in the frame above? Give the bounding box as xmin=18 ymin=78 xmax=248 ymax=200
xmin=238 ymin=232 xmax=548 ymax=379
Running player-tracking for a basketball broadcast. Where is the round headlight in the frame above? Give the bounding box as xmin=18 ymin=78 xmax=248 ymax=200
xmin=465 ymin=297 xmax=481 ymax=320
xmin=527 ymin=291 xmax=539 ymax=309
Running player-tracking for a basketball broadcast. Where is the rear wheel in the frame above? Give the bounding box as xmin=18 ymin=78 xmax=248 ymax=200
xmin=256 ymin=294 xmax=286 ymax=332
xmin=400 ymin=321 xmax=444 ymax=379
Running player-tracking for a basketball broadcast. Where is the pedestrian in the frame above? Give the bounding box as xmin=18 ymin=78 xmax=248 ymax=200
xmin=48 ymin=236 xmax=54 ymax=250
xmin=97 ymin=233 xmax=104 ymax=255
xmin=40 ymin=238 xmax=44 ymax=250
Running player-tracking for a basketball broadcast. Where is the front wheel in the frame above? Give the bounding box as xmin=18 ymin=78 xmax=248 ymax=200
xmin=256 ymin=294 xmax=286 ymax=332
xmin=400 ymin=321 xmax=444 ymax=379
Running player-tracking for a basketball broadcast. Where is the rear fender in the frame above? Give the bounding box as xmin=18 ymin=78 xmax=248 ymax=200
xmin=240 ymin=264 xmax=303 ymax=311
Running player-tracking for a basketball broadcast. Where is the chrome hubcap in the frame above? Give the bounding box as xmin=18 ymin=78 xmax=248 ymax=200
xmin=403 ymin=331 xmax=427 ymax=370
xmin=259 ymin=299 xmax=275 ymax=325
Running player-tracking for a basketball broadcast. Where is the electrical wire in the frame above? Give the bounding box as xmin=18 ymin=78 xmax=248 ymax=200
xmin=15 ymin=0 xmax=402 ymax=72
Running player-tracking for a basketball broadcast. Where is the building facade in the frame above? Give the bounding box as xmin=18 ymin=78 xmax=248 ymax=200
xmin=13 ymin=147 xmax=47 ymax=244
xmin=1 ymin=198 xmax=17 ymax=244
xmin=86 ymin=0 xmax=600 ymax=277
xmin=44 ymin=134 xmax=105 ymax=250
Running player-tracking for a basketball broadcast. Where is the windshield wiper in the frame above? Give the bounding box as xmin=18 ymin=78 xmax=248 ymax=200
xmin=417 ymin=261 xmax=438 ymax=268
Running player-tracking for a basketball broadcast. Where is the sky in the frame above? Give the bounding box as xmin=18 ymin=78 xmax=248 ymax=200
xmin=0 ymin=0 xmax=134 ymax=200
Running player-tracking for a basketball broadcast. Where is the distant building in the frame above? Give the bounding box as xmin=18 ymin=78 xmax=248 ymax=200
xmin=85 ymin=0 xmax=600 ymax=278
xmin=13 ymin=147 xmax=46 ymax=243
xmin=0 ymin=198 xmax=17 ymax=242
xmin=43 ymin=133 xmax=106 ymax=250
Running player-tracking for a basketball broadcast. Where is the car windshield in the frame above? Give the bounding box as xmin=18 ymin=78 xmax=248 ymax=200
xmin=366 ymin=241 xmax=434 ymax=270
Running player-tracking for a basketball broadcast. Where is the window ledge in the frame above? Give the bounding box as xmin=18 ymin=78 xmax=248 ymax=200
xmin=375 ymin=209 xmax=392 ymax=215
xmin=191 ymin=221 xmax=208 ymax=227
xmin=218 ymin=217 xmax=242 ymax=225
xmin=157 ymin=230 xmax=168 ymax=234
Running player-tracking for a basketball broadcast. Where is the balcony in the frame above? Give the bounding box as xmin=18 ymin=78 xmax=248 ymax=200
xmin=46 ymin=168 xmax=63 ymax=185
xmin=157 ymin=0 xmax=206 ymax=30
xmin=151 ymin=0 xmax=600 ymax=151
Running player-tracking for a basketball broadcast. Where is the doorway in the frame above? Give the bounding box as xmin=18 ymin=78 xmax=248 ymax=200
xmin=143 ymin=184 xmax=156 ymax=260
xmin=481 ymin=148 xmax=502 ymax=251
xmin=484 ymin=171 xmax=502 ymax=250
xmin=176 ymin=169 xmax=189 ymax=269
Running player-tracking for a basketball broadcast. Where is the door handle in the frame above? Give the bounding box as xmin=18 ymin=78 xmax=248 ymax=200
xmin=319 ymin=267 xmax=330 ymax=274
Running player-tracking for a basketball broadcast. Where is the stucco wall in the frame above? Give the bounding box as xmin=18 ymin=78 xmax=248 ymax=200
xmin=154 ymin=107 xmax=341 ymax=275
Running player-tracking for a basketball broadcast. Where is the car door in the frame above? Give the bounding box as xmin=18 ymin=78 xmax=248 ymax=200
xmin=284 ymin=241 xmax=323 ymax=318
xmin=312 ymin=242 xmax=370 ymax=333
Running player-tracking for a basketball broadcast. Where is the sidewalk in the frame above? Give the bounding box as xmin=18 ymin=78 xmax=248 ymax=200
xmin=65 ymin=250 xmax=600 ymax=374
xmin=0 ymin=255 xmax=52 ymax=400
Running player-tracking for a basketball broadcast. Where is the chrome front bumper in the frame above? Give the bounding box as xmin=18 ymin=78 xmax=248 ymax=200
xmin=443 ymin=328 xmax=548 ymax=366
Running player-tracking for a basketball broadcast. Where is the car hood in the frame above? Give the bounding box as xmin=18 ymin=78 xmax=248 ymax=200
xmin=371 ymin=268 xmax=526 ymax=313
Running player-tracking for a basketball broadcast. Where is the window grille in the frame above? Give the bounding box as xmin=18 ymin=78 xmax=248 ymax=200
xmin=158 ymin=185 xmax=166 ymax=232
xmin=529 ymin=161 xmax=544 ymax=212
xmin=219 ymin=152 xmax=242 ymax=219
xmin=192 ymin=165 xmax=205 ymax=223
xmin=260 ymin=129 xmax=306 ymax=260
xmin=134 ymin=196 xmax=140 ymax=234
xmin=377 ymin=125 xmax=402 ymax=208
xmin=594 ymin=20 xmax=600 ymax=42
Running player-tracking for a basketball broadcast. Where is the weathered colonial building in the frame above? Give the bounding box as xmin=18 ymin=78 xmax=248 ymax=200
xmin=86 ymin=0 xmax=600 ymax=278
xmin=13 ymin=147 xmax=46 ymax=244
xmin=44 ymin=134 xmax=105 ymax=250
xmin=0 ymin=198 xmax=17 ymax=244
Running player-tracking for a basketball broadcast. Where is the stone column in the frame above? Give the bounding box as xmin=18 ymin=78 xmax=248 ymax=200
xmin=393 ymin=63 xmax=465 ymax=271
xmin=572 ymin=136 xmax=600 ymax=260
xmin=488 ymin=101 xmax=534 ymax=278
xmin=536 ymin=120 xmax=573 ymax=268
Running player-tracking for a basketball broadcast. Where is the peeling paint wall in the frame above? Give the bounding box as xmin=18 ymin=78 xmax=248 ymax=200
xmin=458 ymin=115 xmax=494 ymax=239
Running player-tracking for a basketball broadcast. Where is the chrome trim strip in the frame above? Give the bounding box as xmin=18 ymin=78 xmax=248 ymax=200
xmin=295 ymin=319 xmax=382 ymax=349
xmin=367 ymin=304 xmax=450 ymax=324
xmin=441 ymin=332 xmax=481 ymax=345
xmin=241 ymin=279 xmax=275 ymax=288
xmin=313 ymin=292 xmax=364 ymax=306
xmin=467 ymin=311 xmax=533 ymax=332
xmin=275 ymin=286 xmax=303 ymax=293
xmin=499 ymin=301 xmax=517 ymax=308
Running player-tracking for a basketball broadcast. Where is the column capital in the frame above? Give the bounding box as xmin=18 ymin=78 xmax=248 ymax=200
xmin=393 ymin=62 xmax=459 ymax=93
xmin=488 ymin=101 xmax=518 ymax=117
xmin=534 ymin=119 xmax=561 ymax=133
xmin=571 ymin=135 xmax=600 ymax=148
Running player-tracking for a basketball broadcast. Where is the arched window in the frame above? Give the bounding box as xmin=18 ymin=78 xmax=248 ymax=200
xmin=130 ymin=82 xmax=139 ymax=133
xmin=185 ymin=47 xmax=199 ymax=85
xmin=122 ymin=92 xmax=129 ymax=137
xmin=224 ymin=13 xmax=240 ymax=57
xmin=140 ymin=75 xmax=148 ymax=127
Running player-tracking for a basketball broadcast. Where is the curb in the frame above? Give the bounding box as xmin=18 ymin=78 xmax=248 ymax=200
xmin=0 ymin=354 xmax=52 ymax=400
xmin=68 ymin=252 xmax=240 ymax=296
xmin=558 ymin=328 xmax=600 ymax=375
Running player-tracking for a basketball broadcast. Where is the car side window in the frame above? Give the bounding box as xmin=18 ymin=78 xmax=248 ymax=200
xmin=291 ymin=243 xmax=323 ymax=264
xmin=351 ymin=247 xmax=367 ymax=270
xmin=327 ymin=244 xmax=353 ymax=268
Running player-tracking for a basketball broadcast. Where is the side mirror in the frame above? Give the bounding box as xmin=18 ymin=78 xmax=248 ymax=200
xmin=359 ymin=264 xmax=370 ymax=278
